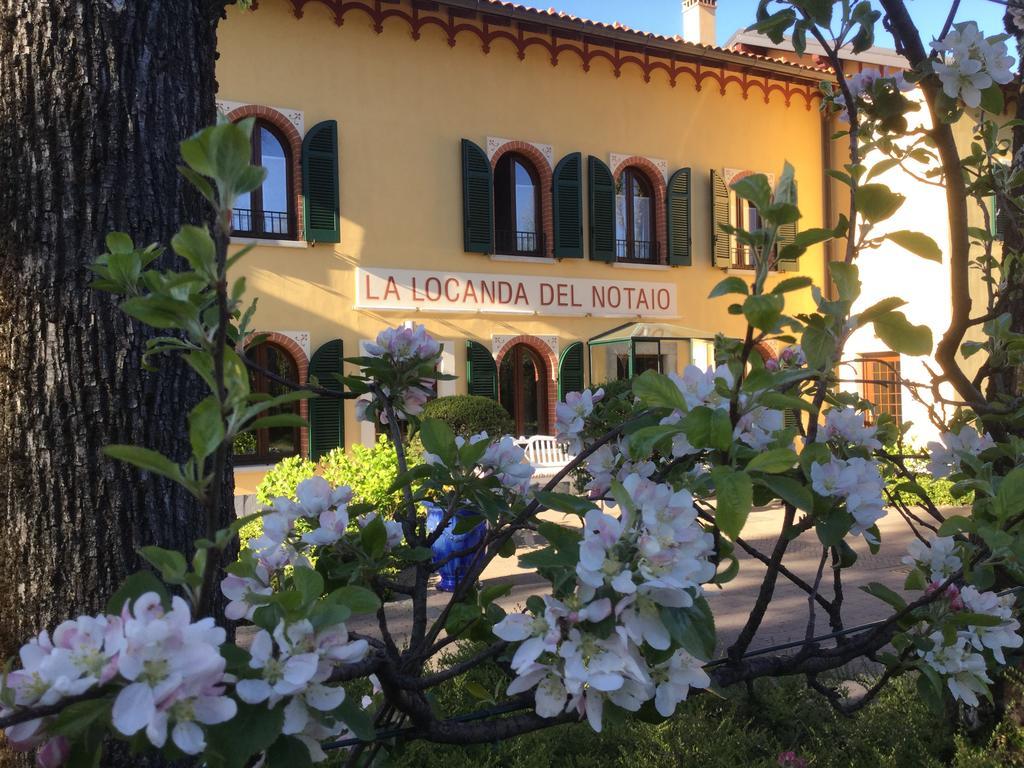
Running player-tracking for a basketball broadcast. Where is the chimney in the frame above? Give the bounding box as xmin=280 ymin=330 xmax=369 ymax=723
xmin=682 ymin=0 xmax=717 ymax=46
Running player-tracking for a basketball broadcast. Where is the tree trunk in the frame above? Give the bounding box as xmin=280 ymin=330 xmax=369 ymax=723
xmin=0 ymin=2 xmax=232 ymax=764
xmin=995 ymin=10 xmax=1024 ymax=404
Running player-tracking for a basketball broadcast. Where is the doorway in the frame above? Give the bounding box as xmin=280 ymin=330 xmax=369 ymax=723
xmin=499 ymin=343 xmax=549 ymax=436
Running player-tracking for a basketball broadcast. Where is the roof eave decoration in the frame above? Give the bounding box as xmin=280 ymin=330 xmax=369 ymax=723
xmin=280 ymin=0 xmax=833 ymax=109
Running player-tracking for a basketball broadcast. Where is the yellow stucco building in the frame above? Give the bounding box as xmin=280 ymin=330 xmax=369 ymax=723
xmin=217 ymin=0 xmax=835 ymax=489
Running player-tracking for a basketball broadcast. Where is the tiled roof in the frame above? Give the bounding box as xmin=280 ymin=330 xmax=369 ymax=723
xmin=459 ymin=0 xmax=831 ymax=76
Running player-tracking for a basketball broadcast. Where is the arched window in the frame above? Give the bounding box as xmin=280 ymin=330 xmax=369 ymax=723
xmin=233 ymin=341 xmax=301 ymax=464
xmin=494 ymin=153 xmax=542 ymax=256
xmin=616 ymin=167 xmax=656 ymax=263
xmin=499 ymin=343 xmax=549 ymax=436
xmin=232 ymin=120 xmax=295 ymax=239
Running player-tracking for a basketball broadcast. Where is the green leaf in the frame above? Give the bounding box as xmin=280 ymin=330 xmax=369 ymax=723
xmin=711 ymin=466 xmax=753 ymax=539
xmin=885 ymin=230 xmax=942 ymax=262
xmin=828 ymin=261 xmax=861 ymax=302
xmin=660 ymin=596 xmax=716 ymax=660
xmin=247 ymin=413 xmax=309 ymax=431
xmin=106 ymin=571 xmax=170 ymax=614
xmin=420 ymin=418 xmax=457 ymax=467
xmin=861 ymin=581 xmax=907 ymax=610
xmin=856 ymin=296 xmax=907 ymax=327
xmin=329 ymin=585 xmax=382 ymax=614
xmin=360 ymin=514 xmax=388 ymax=559
xmin=816 ymin=506 xmax=851 ymax=547
xmin=204 ymin=701 xmax=285 ymax=768
xmin=995 ymin=467 xmax=1024 ymax=522
xmin=103 ymin=444 xmax=185 ymax=486
xmin=336 ymin=694 xmax=375 ymax=741
xmin=480 ymin=583 xmax=513 ymax=606
xmin=292 ymin=566 xmax=325 ymax=606
xmin=873 ymin=311 xmax=933 ymax=356
xmin=757 ymin=475 xmax=814 ymax=513
xmin=731 ymin=173 xmax=772 ymax=210
xmin=119 ymin=295 xmax=198 ymax=330
xmin=266 ymin=735 xmax=314 ymax=768
xmin=188 ymin=395 xmax=224 ymax=464
xmin=865 ymin=157 xmax=900 ymax=182
xmin=49 ymin=698 xmax=111 ymax=739
xmin=709 ymin=276 xmax=749 ymax=298
xmin=742 ymin=294 xmax=785 ymax=331
xmin=979 ymin=82 xmax=1005 ymax=114
xmin=801 ymin=325 xmax=836 ymax=370
xmin=747 ymin=448 xmax=798 ymax=474
xmin=709 ymin=408 xmax=733 ymax=452
xmin=139 ymin=546 xmax=188 ymax=585
xmin=632 ymin=370 xmax=689 ymax=412
xmin=855 ymin=183 xmax=905 ymax=223
xmin=533 ymin=491 xmax=597 ymax=517
xmin=171 ymin=224 xmax=217 ymax=280
xmin=771 ymin=276 xmax=813 ymax=294
xmin=465 ymin=680 xmax=496 ymax=703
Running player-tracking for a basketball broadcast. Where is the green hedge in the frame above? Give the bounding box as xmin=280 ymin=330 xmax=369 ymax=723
xmin=359 ymin=651 xmax=952 ymax=768
xmin=421 ymin=395 xmax=514 ymax=438
xmin=239 ymin=437 xmax=421 ymax=547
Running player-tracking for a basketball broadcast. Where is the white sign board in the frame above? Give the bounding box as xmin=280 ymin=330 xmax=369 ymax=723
xmin=356 ymin=267 xmax=677 ymax=318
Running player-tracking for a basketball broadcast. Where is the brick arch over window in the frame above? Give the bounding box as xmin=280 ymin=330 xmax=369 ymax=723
xmin=611 ymin=156 xmax=667 ymax=264
xmin=753 ymin=341 xmax=778 ymax=363
xmin=225 ymin=105 xmax=305 ymax=240
xmin=489 ymin=141 xmax=553 ymax=259
xmin=494 ymin=334 xmax=558 ymax=435
xmin=242 ymin=331 xmax=310 ymax=457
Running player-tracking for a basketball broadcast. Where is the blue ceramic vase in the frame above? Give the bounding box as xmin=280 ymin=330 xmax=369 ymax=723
xmin=423 ymin=502 xmax=486 ymax=591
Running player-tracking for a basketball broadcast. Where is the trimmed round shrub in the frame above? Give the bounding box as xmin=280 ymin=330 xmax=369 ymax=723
xmin=420 ymin=395 xmax=514 ymax=438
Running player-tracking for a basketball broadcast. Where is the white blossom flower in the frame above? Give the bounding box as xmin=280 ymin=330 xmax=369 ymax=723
xmin=810 ymin=456 xmax=886 ymax=537
xmin=959 ymin=586 xmax=1023 ymax=665
xmin=481 ymin=435 xmax=535 ymax=494
xmin=555 ymin=389 xmax=604 ymax=452
xmin=903 ymin=536 xmax=962 ymax=582
xmin=364 ymin=323 xmax=440 ymax=363
xmin=817 ymin=406 xmax=881 ymax=450
xmin=734 ymin=406 xmax=784 ymax=450
xmin=110 ymin=593 xmax=235 ymax=754
xmin=921 ymin=632 xmax=992 ymax=707
xmin=926 ymin=425 xmax=995 ymax=478
xmin=651 ymin=649 xmax=711 ymax=716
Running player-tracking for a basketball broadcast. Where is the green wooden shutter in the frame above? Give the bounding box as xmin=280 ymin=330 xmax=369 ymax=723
xmin=302 ymin=120 xmax=340 ymax=243
xmin=558 ymin=341 xmax=585 ymax=401
xmin=462 ymin=139 xmax=494 ymax=254
xmin=711 ymin=170 xmax=732 ymax=268
xmin=465 ymin=340 xmax=497 ymax=399
xmin=994 ymin=195 xmax=1009 ymax=242
xmin=588 ymin=155 xmax=615 ymax=262
xmin=666 ymin=167 xmax=692 ymax=266
xmin=777 ymin=180 xmax=799 ymax=272
xmin=553 ymin=152 xmax=583 ymax=258
xmin=308 ymin=339 xmax=345 ymax=460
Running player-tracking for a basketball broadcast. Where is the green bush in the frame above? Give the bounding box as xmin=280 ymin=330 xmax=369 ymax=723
xmin=239 ymin=437 xmax=421 ymax=547
xmin=882 ymin=449 xmax=970 ymax=508
xmin=367 ymin=652 xmax=952 ymax=768
xmin=421 ymin=395 xmax=514 ymax=438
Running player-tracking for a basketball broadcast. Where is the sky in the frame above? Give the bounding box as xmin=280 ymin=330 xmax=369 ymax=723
xmin=513 ymin=1 xmax=1008 ymax=49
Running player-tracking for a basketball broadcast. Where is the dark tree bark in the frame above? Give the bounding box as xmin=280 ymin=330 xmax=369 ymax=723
xmin=0 ymin=1 xmax=232 ymax=764
xmin=997 ymin=8 xmax=1024 ymax=403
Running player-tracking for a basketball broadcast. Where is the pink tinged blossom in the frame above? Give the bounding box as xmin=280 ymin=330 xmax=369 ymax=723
xmin=35 ymin=737 xmax=70 ymax=768
xmin=221 ymin=568 xmax=272 ymax=622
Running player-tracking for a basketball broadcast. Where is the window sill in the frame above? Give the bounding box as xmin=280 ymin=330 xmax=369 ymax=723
xmin=725 ymin=267 xmax=779 ymax=276
xmin=612 ymin=262 xmax=671 ymax=271
xmin=230 ymin=236 xmax=308 ymax=249
xmin=490 ymin=254 xmax=556 ymax=264
xmin=233 ymin=463 xmax=279 ymax=474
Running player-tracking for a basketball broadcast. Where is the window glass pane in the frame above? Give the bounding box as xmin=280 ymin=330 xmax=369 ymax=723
xmin=264 ymin=345 xmax=298 ymax=458
xmin=615 ymin=177 xmax=627 ymax=243
xmin=260 ymin=128 xmax=289 ymax=235
xmin=233 ymin=189 xmax=253 ymax=233
xmin=513 ymin=161 xmax=537 ymax=235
